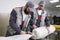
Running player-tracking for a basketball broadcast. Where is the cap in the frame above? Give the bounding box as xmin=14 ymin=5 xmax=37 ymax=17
xmin=38 ymin=1 xmax=45 ymax=6
xmin=26 ymin=1 xmax=34 ymax=8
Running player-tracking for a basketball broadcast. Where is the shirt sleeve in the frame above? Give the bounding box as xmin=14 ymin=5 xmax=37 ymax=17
xmin=9 ymin=9 xmax=21 ymax=33
xmin=45 ymin=13 xmax=50 ymax=27
xmin=29 ymin=12 xmax=35 ymax=26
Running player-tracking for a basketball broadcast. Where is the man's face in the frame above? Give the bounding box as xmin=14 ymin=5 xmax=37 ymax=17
xmin=26 ymin=7 xmax=30 ymax=12
xmin=24 ymin=7 xmax=34 ymax=14
xmin=38 ymin=5 xmax=44 ymax=10
xmin=24 ymin=7 xmax=29 ymax=14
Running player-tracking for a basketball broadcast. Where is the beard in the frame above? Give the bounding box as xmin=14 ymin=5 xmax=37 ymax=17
xmin=24 ymin=9 xmax=30 ymax=15
xmin=38 ymin=7 xmax=44 ymax=10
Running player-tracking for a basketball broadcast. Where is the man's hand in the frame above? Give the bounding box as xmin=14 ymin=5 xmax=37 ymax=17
xmin=20 ymin=31 xmax=26 ymax=35
xmin=32 ymin=25 xmax=37 ymax=29
xmin=46 ymin=27 xmax=50 ymax=33
xmin=27 ymin=31 xmax=32 ymax=35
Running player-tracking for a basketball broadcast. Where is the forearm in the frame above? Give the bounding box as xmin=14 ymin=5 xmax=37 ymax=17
xmin=45 ymin=16 xmax=50 ymax=27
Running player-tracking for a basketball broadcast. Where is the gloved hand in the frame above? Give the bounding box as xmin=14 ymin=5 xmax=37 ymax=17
xmin=32 ymin=25 xmax=37 ymax=29
xmin=46 ymin=27 xmax=50 ymax=33
xmin=20 ymin=31 xmax=26 ymax=35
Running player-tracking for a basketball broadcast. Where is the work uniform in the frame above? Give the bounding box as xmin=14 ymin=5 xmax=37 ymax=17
xmin=34 ymin=8 xmax=50 ymax=27
xmin=6 ymin=7 xmax=34 ymax=36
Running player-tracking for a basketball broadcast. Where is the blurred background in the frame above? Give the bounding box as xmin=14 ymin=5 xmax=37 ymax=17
xmin=0 ymin=0 xmax=60 ymax=40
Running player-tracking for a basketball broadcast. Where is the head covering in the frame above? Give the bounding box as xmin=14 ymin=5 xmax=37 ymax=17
xmin=26 ymin=1 xmax=34 ymax=8
xmin=38 ymin=1 xmax=45 ymax=6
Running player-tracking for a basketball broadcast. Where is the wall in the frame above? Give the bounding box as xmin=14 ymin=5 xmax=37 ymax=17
xmin=45 ymin=8 xmax=60 ymax=17
xmin=0 ymin=0 xmax=27 ymax=13
xmin=0 ymin=13 xmax=10 ymax=36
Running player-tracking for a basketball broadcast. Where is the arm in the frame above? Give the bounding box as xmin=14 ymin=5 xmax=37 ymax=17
xmin=29 ymin=12 xmax=35 ymax=26
xmin=45 ymin=13 xmax=50 ymax=27
xmin=26 ymin=12 xmax=37 ymax=33
xmin=45 ymin=13 xmax=50 ymax=33
xmin=9 ymin=9 xmax=21 ymax=34
xmin=30 ymin=12 xmax=37 ymax=28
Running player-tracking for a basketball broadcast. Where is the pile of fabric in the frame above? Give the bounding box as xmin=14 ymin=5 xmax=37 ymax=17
xmin=0 ymin=34 xmax=32 ymax=40
xmin=32 ymin=25 xmax=56 ymax=39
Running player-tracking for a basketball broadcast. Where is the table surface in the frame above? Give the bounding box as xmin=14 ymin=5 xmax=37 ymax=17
xmin=52 ymin=25 xmax=60 ymax=29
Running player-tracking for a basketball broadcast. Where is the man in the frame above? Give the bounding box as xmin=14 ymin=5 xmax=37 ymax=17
xmin=35 ymin=1 xmax=50 ymax=33
xmin=33 ymin=1 xmax=50 ymax=40
xmin=6 ymin=1 xmax=35 ymax=36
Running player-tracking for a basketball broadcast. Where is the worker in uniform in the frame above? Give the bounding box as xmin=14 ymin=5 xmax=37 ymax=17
xmin=6 ymin=1 xmax=35 ymax=37
xmin=33 ymin=1 xmax=51 ymax=40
